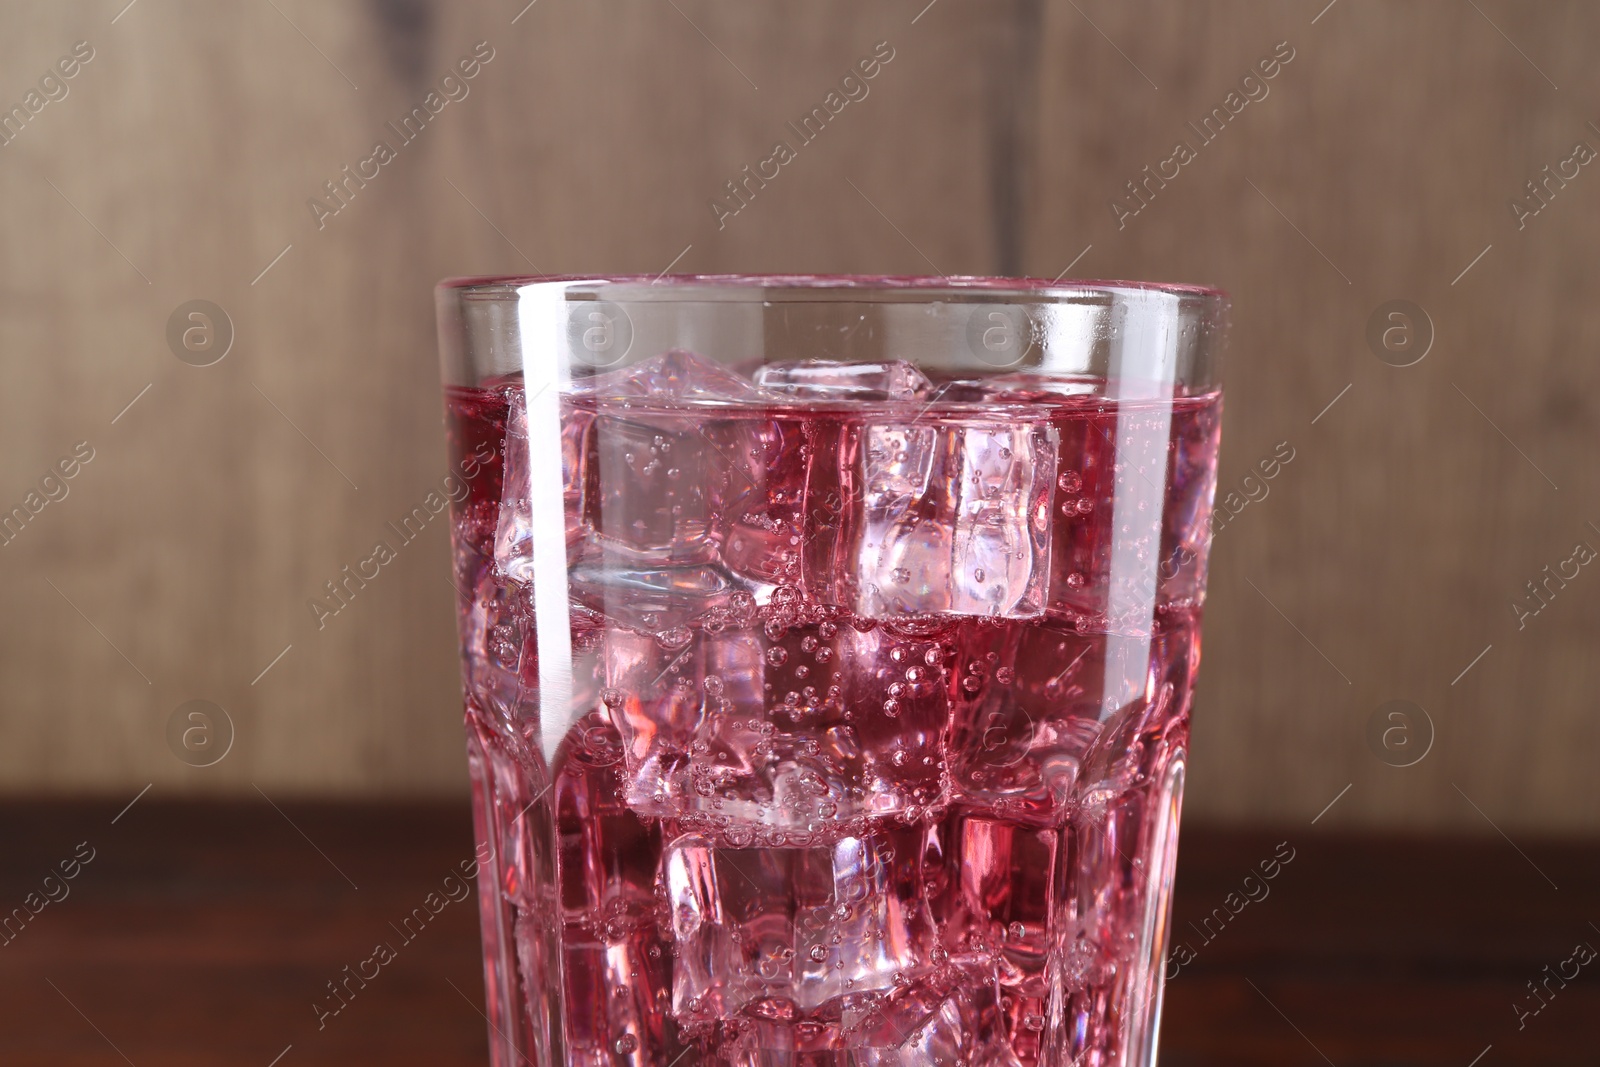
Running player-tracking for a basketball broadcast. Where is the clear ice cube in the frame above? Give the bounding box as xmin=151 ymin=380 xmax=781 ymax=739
xmin=944 ymin=622 xmax=1107 ymax=824
xmin=753 ymin=360 xmax=933 ymax=402
xmin=805 ymin=420 xmax=1058 ymax=619
xmin=567 ymin=537 xmax=739 ymax=630
xmin=573 ymin=347 xmax=764 ymax=402
xmin=663 ymin=829 xmax=937 ymax=1023
xmin=570 ymin=351 xmax=765 ymax=564
xmin=717 ymin=416 xmax=808 ymax=589
xmin=604 ymin=619 xmax=947 ymax=833
xmin=495 ymin=387 xmax=592 ymax=584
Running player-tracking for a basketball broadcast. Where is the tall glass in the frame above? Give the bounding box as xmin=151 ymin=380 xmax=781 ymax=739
xmin=436 ymin=276 xmax=1225 ymax=1067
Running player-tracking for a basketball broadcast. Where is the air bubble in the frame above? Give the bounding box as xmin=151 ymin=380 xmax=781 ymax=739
xmin=614 ymin=1034 xmax=639 ymax=1054
xmin=766 ymin=647 xmax=788 ymax=667
xmin=656 ymin=627 xmax=692 ymax=651
xmin=1058 ymin=471 xmax=1082 ymax=493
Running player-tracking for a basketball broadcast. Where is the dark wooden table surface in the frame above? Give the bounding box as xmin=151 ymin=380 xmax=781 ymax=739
xmin=0 ymin=800 xmax=1594 ymax=1065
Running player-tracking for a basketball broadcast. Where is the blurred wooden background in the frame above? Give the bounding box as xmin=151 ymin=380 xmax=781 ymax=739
xmin=1 ymin=0 xmax=1596 ymax=833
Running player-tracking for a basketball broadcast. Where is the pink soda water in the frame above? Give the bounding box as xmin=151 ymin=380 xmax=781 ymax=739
xmin=444 ymin=350 xmax=1221 ymax=1067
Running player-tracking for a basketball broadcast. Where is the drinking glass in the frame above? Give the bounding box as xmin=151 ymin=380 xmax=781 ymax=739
xmin=436 ymin=275 xmax=1225 ymax=1067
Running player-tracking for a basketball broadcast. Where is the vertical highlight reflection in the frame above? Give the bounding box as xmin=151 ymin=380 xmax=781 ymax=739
xmin=1099 ymin=291 xmax=1179 ymax=722
xmin=517 ymin=285 xmax=577 ymax=763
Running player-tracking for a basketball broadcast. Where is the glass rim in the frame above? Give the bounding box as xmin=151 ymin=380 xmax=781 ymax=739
xmin=436 ymin=272 xmax=1228 ymax=302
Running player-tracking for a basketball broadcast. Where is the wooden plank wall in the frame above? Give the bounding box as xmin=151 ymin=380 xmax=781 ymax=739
xmin=1 ymin=0 xmax=1595 ymax=832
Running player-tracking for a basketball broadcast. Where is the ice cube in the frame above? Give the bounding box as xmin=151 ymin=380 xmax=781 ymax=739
xmin=567 ymin=536 xmax=739 ymax=630
xmin=933 ymin=814 xmax=1057 ymax=997
xmin=716 ymin=415 xmax=808 ymax=589
xmin=663 ymin=829 xmax=938 ymax=1024
xmin=574 ymin=347 xmax=763 ymax=403
xmin=550 ymin=727 xmax=671 ymax=1062
xmin=584 ymin=413 xmax=721 ymax=562
xmin=494 ymin=388 xmax=591 ymax=585
xmin=603 ymin=618 xmax=947 ymax=833
xmin=835 ymin=620 xmax=948 ymax=817
xmin=463 ymin=572 xmax=531 ymax=735
xmin=834 ymin=960 xmax=1022 ymax=1062
xmin=945 ymin=622 xmax=1108 ymax=825
xmin=804 ymin=419 xmax=1058 ymax=619
xmin=565 ymin=350 xmax=764 ymax=563
xmin=753 ymin=360 xmax=932 ymax=402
